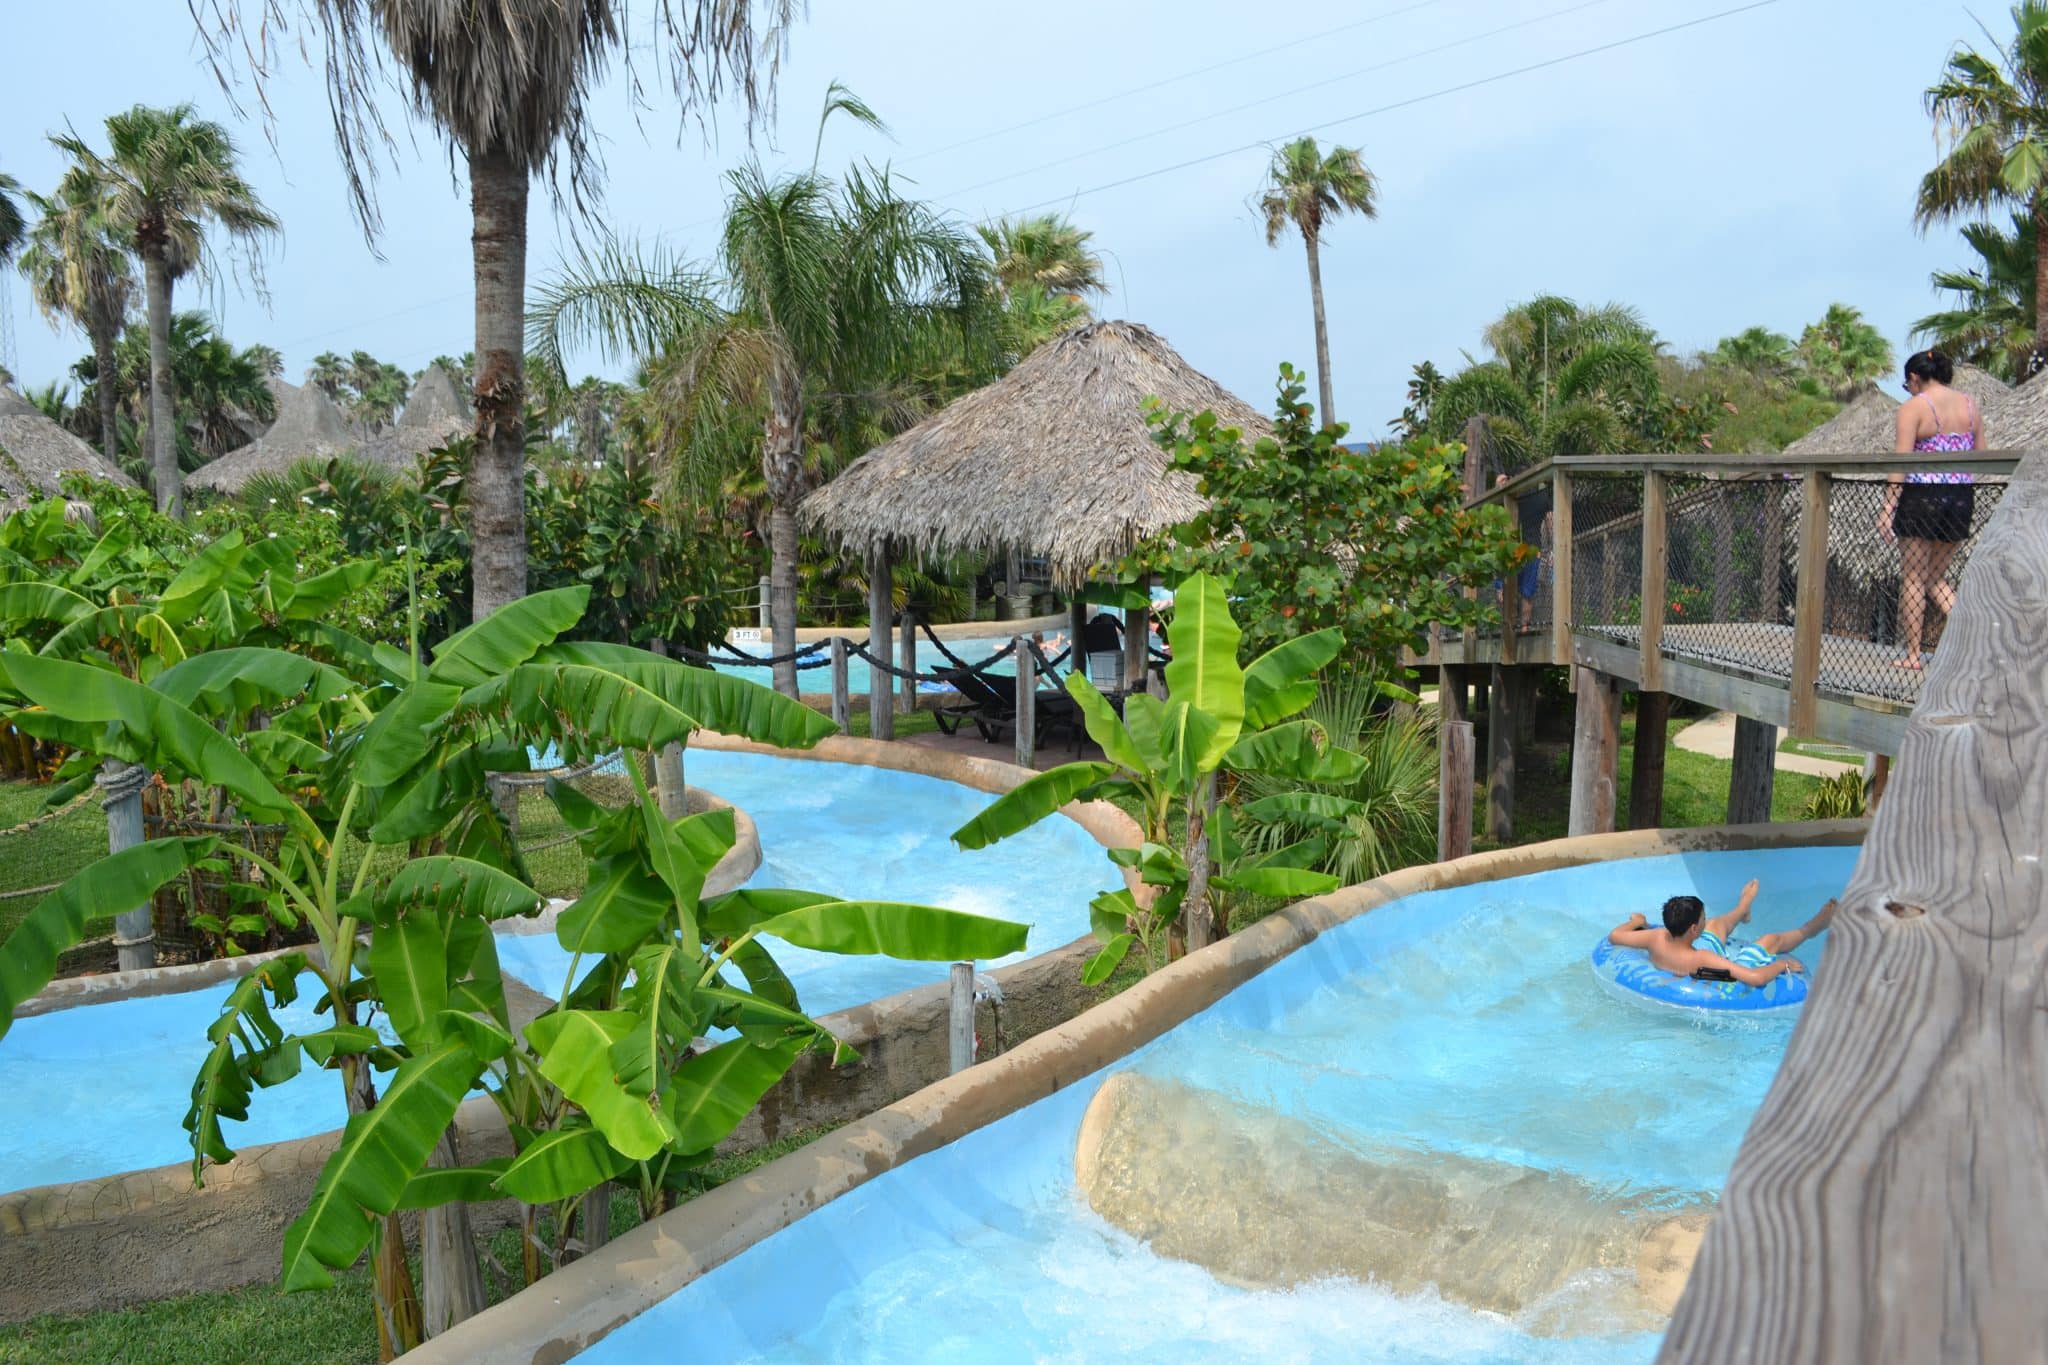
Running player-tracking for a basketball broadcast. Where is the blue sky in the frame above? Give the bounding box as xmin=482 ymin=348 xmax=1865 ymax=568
xmin=0 ymin=0 xmax=1995 ymax=434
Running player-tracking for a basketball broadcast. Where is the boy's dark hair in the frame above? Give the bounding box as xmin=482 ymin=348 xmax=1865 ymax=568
xmin=1662 ymin=895 xmax=1706 ymax=936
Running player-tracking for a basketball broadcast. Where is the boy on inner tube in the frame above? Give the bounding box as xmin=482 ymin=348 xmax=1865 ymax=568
xmin=1606 ymin=880 xmax=1837 ymax=988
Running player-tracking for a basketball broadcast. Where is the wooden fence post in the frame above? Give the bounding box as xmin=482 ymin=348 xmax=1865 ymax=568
xmin=1787 ymin=470 xmax=1830 ymax=737
xmin=1438 ymin=718 xmax=1473 ymax=862
xmin=1726 ymin=715 xmax=1777 ymax=824
xmin=1486 ymin=667 xmax=1518 ymax=842
xmin=1014 ymin=636 xmax=1036 ymax=768
xmin=1567 ymin=666 xmax=1620 ymax=837
xmin=1551 ymin=468 xmax=1574 ymax=662
xmin=1640 ymin=470 xmax=1668 ymax=692
xmin=1628 ymin=691 xmax=1670 ymax=829
xmin=948 ymin=962 xmax=974 ymax=1073
xmin=829 ymin=636 xmax=850 ymax=733
xmin=897 ymin=610 xmax=916 ymax=716
xmin=99 ymin=760 xmax=155 ymax=972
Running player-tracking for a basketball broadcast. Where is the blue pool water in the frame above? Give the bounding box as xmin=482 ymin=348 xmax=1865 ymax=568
xmin=581 ymin=844 xmax=1857 ymax=1364
xmin=0 ymin=750 xmax=1114 ymax=1192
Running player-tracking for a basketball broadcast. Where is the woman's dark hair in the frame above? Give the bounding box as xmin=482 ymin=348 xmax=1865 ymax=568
xmin=1905 ymin=349 xmax=1955 ymax=386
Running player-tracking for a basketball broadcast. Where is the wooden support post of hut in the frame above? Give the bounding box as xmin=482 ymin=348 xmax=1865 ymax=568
xmin=1438 ymin=665 xmax=1468 ymax=727
xmin=1124 ymin=577 xmax=1151 ymax=696
xmin=1567 ymin=666 xmax=1621 ymax=837
xmin=897 ymin=610 xmax=916 ymax=717
xmin=1486 ymin=666 xmax=1518 ymax=843
xmin=829 ymin=636 xmax=851 ymax=733
xmin=1069 ymin=596 xmax=1089 ymax=687
xmin=99 ymin=760 xmax=155 ymax=972
xmin=1438 ymin=719 xmax=1473 ymax=863
xmin=1663 ymin=450 xmax=2048 ymax=1364
xmin=1726 ymin=715 xmax=1776 ymax=824
xmin=1628 ymin=692 xmax=1670 ymax=829
xmin=867 ymin=542 xmax=894 ymax=741
xmin=1013 ymin=635 xmax=1036 ymax=769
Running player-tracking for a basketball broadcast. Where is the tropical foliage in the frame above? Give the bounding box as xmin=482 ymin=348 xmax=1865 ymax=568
xmin=1130 ymin=366 xmax=1524 ymax=674
xmin=1915 ymin=209 xmax=2039 ymax=379
xmin=17 ymin=157 xmax=135 ymax=459
xmin=1258 ymin=136 xmax=1378 ymax=429
xmin=1917 ymin=0 xmax=2048 ymax=374
xmin=953 ymin=573 xmax=1357 ymax=965
xmin=69 ymin=311 xmax=278 ymax=477
xmin=1795 ymin=303 xmax=1895 ymax=399
xmin=307 ymin=350 xmax=411 ymax=430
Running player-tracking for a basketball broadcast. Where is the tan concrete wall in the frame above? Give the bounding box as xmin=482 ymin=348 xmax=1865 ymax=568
xmin=411 ymin=818 xmax=1868 ymax=1365
xmin=0 ymin=751 xmax=1137 ymax=1323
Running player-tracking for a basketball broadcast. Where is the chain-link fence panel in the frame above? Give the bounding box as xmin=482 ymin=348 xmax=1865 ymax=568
xmin=1653 ymin=472 xmax=1802 ymax=683
xmin=1568 ymin=470 xmax=1646 ymax=637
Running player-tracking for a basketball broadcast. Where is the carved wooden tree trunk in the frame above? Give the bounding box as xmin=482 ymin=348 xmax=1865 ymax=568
xmin=1663 ymin=453 xmax=2048 ymax=1362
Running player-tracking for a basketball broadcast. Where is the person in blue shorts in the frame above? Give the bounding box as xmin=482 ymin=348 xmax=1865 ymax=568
xmin=1606 ymin=879 xmax=1837 ymax=988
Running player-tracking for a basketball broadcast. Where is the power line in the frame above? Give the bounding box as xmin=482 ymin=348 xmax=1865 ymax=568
xmin=897 ymin=0 xmax=1447 ymax=166
xmin=935 ymin=0 xmax=1616 ymax=206
xmin=1002 ymin=0 xmax=1783 ymax=217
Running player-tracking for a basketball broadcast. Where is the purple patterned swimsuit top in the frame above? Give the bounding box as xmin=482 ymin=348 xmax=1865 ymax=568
xmin=1909 ymin=392 xmax=1976 ymax=483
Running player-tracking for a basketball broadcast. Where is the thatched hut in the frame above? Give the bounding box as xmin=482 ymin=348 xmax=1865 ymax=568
xmin=0 ymin=382 xmax=135 ymax=498
xmin=1983 ymin=366 xmax=2048 ymax=448
xmin=800 ymin=320 xmax=1264 ymax=588
xmin=363 ymin=364 xmax=473 ymax=470
xmin=188 ymin=380 xmax=360 ymax=494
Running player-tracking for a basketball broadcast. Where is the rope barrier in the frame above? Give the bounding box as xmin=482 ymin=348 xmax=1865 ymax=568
xmin=0 ymin=788 xmax=102 ymax=840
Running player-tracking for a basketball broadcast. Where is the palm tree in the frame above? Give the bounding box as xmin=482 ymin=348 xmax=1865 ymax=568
xmin=190 ymin=1 xmax=798 ymax=624
xmin=978 ymin=214 xmax=1106 ymax=299
xmin=19 ymin=160 xmax=136 ymax=459
xmin=1797 ymin=303 xmax=1894 ymax=399
xmin=1709 ymin=326 xmax=1799 ymax=384
xmin=1917 ymin=1 xmax=2048 ymax=374
xmin=532 ymin=163 xmax=998 ymax=696
xmin=0 ymin=170 xmax=24 ymax=266
xmin=308 ymin=350 xmax=350 ymax=400
xmin=1258 ymin=136 xmax=1378 ymax=429
xmin=83 ymin=310 xmax=277 ymax=476
xmin=57 ymin=104 xmax=278 ymax=517
xmin=1914 ymin=209 xmax=2038 ymax=379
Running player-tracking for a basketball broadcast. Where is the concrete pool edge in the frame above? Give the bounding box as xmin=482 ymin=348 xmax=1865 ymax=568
xmin=409 ymin=817 xmax=1868 ymax=1365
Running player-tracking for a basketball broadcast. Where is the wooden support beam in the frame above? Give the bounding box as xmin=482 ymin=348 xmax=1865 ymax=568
xmin=1628 ymin=691 xmax=1670 ymax=830
xmin=1551 ymin=469 xmax=1574 ymax=661
xmin=1787 ymin=470 xmax=1830 ymax=738
xmin=1639 ymin=470 xmax=1668 ymax=692
xmin=866 ymin=543 xmax=894 ymax=741
xmin=1486 ymin=666 xmax=1518 ymax=842
xmin=1438 ymin=718 xmax=1473 ymax=862
xmin=1567 ymin=666 xmax=1621 ymax=836
xmin=1438 ymin=665 xmax=1468 ymax=726
xmin=1123 ymin=583 xmax=1150 ymax=696
xmin=1501 ymin=489 xmax=1521 ymax=665
xmin=1725 ymin=714 xmax=1777 ymax=824
xmin=1070 ymin=597 xmax=1090 ymax=685
xmin=1014 ymin=635 xmax=1036 ymax=769
xmin=1664 ymin=449 xmax=2048 ymax=1364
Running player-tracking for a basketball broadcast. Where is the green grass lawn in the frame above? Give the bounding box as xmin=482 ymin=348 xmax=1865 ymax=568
xmin=0 ymin=783 xmax=112 ymax=942
xmin=0 ymin=1126 xmax=838 ymax=1365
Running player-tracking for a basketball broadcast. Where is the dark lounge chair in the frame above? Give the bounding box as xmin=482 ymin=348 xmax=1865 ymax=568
xmin=932 ymin=664 xmax=1081 ymax=749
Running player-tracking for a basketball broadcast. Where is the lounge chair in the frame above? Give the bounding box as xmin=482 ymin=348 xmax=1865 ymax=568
xmin=932 ymin=664 xmax=1080 ymax=749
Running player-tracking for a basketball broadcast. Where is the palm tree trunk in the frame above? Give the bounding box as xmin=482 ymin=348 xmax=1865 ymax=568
xmin=90 ymin=314 xmax=121 ymax=462
xmin=142 ymin=250 xmax=180 ymax=516
xmin=763 ymin=405 xmax=804 ymax=698
xmin=468 ymin=148 xmax=530 ymax=622
xmin=1303 ymin=229 xmax=1336 ymax=431
xmin=2033 ymin=196 xmax=2048 ymax=379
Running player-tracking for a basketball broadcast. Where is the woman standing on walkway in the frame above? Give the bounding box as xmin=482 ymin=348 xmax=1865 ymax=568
xmin=1884 ymin=349 xmax=1981 ymax=670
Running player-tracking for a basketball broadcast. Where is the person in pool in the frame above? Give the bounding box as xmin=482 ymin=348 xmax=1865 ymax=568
xmin=1606 ymin=880 xmax=1837 ymax=988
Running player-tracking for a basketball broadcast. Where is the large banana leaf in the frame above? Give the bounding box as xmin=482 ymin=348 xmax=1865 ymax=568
xmin=349 ymin=680 xmax=466 ymax=790
xmin=701 ymin=888 xmax=840 ymax=939
xmin=612 ymin=945 xmax=702 ymax=1100
xmin=1064 ymin=673 xmax=1149 ymax=773
xmin=950 ymin=762 xmax=1116 ymax=851
xmin=1241 ymin=629 xmax=1343 ymax=728
xmin=538 ymin=641 xmax=836 ymax=748
xmin=662 ymin=1037 xmax=805 ymax=1155
xmin=150 ymin=648 xmax=355 ymax=721
xmin=398 ymin=1158 xmax=513 ymax=1210
xmin=36 ymin=604 xmax=186 ymax=664
xmin=426 ymin=587 xmax=589 ymax=688
xmin=1117 ymin=693 xmax=1171 ymax=774
xmin=156 ymin=532 xmax=248 ymax=624
xmin=366 ymin=917 xmax=449 ymax=1050
xmin=185 ymin=955 xmax=311 ymax=1178
xmin=279 ymin=1043 xmax=488 ymax=1291
xmin=1160 ymin=573 xmax=1243 ymax=766
xmin=1241 ymin=790 xmax=1366 ymax=827
xmin=0 ymin=837 xmax=218 ymax=1040
xmin=637 ymin=805 xmax=735 ymax=945
xmin=729 ymin=938 xmax=799 ymax=1012
xmin=460 ymin=662 xmax=702 ymax=758
xmin=0 ymin=581 xmax=96 ymax=631
xmin=493 ymin=1125 xmax=632 ymax=1204
xmin=281 ymin=562 xmax=380 ymax=621
xmin=368 ymin=857 xmax=544 ymax=925
xmin=528 ymin=1009 xmax=676 ymax=1161
xmin=554 ymin=855 xmax=672 ymax=958
xmin=1223 ymin=721 xmax=1367 ymax=782
xmin=1157 ymin=700 xmax=1222 ymax=791
xmin=5 ymin=656 xmax=293 ymax=816
xmin=754 ymin=900 xmax=1028 ymax=961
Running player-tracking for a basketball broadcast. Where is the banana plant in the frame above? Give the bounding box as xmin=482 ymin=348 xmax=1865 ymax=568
xmin=952 ymin=572 xmax=1362 ymax=979
xmin=0 ymin=578 xmax=1027 ymax=1354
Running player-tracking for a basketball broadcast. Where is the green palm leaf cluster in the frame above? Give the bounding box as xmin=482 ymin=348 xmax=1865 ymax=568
xmin=1915 ymin=209 xmax=2039 ymax=379
xmin=1794 ymin=303 xmax=1895 ymax=400
xmin=1917 ymin=1 xmax=2048 ymax=375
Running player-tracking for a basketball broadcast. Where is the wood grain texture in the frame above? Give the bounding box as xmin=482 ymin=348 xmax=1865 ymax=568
xmin=1014 ymin=635 xmax=1036 ymax=768
xmin=1725 ymin=714 xmax=1776 ymax=826
xmin=1788 ymin=471 xmax=1830 ymax=737
xmin=1487 ymin=666 xmax=1519 ymax=842
xmin=1552 ymin=470 xmax=1575 ymax=660
xmin=866 ymin=546 xmax=894 ymax=741
xmin=1640 ymin=471 xmax=1668 ymax=692
xmin=1568 ymin=667 xmax=1620 ymax=837
xmin=1628 ymin=691 xmax=1669 ymax=830
xmin=1661 ymin=452 xmax=2048 ymax=1364
xmin=1438 ymin=719 xmax=1473 ymax=862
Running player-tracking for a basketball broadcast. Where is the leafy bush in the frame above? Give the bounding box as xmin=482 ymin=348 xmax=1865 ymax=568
xmin=1800 ymin=768 xmax=1869 ymax=820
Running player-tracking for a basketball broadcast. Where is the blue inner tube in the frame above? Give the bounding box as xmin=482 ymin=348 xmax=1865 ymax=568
xmin=1589 ymin=938 xmax=1808 ymax=1017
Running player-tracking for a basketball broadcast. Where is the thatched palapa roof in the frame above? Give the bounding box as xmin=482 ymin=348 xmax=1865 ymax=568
xmin=364 ymin=364 xmax=473 ymax=468
xmin=800 ymin=321 xmax=1266 ymax=587
xmin=1783 ymin=364 xmax=2009 ymax=456
xmin=189 ymin=380 xmax=360 ymax=493
xmin=1984 ymin=366 xmax=2048 ymax=449
xmin=0 ymin=383 xmax=135 ymax=498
